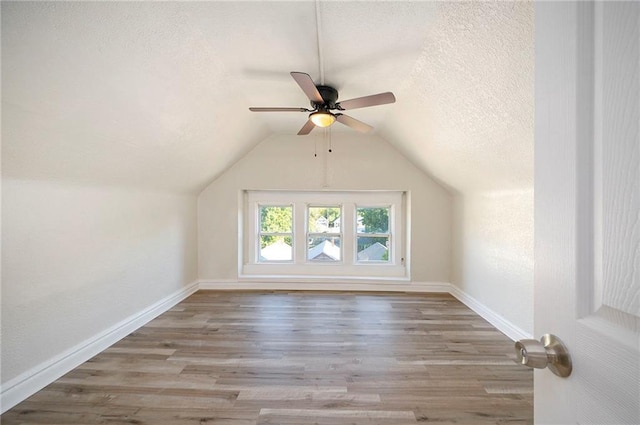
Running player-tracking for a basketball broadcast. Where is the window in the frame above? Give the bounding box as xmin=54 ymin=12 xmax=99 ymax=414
xmin=356 ymin=207 xmax=390 ymax=262
xmin=243 ymin=191 xmax=407 ymax=280
xmin=258 ymin=205 xmax=293 ymax=262
xmin=307 ymin=206 xmax=341 ymax=262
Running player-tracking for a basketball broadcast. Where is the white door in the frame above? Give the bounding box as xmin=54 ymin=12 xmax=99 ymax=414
xmin=535 ymin=2 xmax=639 ymax=424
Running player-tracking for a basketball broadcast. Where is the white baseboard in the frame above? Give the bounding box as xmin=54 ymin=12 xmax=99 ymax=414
xmin=1 ymin=279 xmax=529 ymax=413
xmin=0 ymin=281 xmax=199 ymax=414
xmin=448 ymin=285 xmax=533 ymax=341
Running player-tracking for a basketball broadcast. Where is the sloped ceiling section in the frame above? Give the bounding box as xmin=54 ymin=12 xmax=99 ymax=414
xmin=2 ymin=1 xmax=533 ymax=195
xmin=381 ymin=2 xmax=534 ymax=194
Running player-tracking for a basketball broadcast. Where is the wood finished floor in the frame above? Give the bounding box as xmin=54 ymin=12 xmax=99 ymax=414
xmin=2 ymin=291 xmax=533 ymax=424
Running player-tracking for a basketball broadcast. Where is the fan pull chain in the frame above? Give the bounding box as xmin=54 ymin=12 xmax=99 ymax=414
xmin=322 ymin=128 xmax=329 ymax=188
xmin=328 ymin=126 xmax=332 ymax=153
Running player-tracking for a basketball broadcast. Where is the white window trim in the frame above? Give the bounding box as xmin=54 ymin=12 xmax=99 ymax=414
xmin=355 ymin=204 xmax=393 ymax=264
xmin=241 ymin=190 xmax=408 ymax=280
xmin=306 ymin=204 xmax=343 ymax=263
xmin=256 ymin=204 xmax=294 ymax=263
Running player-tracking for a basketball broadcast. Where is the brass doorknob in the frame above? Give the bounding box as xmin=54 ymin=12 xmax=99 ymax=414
xmin=515 ymin=334 xmax=572 ymax=377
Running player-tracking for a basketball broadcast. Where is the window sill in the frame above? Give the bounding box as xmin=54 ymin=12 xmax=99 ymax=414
xmin=241 ymin=263 xmax=407 ymax=279
xmin=237 ymin=274 xmax=411 ymax=283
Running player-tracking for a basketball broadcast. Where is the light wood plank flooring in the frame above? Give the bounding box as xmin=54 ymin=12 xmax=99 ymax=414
xmin=2 ymin=291 xmax=533 ymax=424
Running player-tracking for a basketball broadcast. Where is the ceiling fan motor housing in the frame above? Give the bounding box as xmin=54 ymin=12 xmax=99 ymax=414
xmin=248 ymin=72 xmax=394 ymax=135
xmin=314 ymin=85 xmax=339 ymax=109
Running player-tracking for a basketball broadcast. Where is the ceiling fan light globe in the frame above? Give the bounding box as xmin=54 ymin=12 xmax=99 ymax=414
xmin=310 ymin=111 xmax=336 ymax=128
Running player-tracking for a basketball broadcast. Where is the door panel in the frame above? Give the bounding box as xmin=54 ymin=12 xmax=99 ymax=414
xmin=597 ymin=1 xmax=639 ymax=321
xmin=576 ymin=3 xmax=639 ymax=423
xmin=535 ymin=2 xmax=639 ymax=424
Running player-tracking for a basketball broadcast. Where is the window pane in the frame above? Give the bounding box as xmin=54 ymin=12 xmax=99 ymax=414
xmin=308 ymin=207 xmax=341 ymax=233
xmin=260 ymin=235 xmax=292 ymax=261
xmin=357 ymin=236 xmax=389 ymax=262
xmin=260 ymin=206 xmax=292 ymax=232
xmin=308 ymin=236 xmax=341 ymax=261
xmin=357 ymin=207 xmax=389 ymax=234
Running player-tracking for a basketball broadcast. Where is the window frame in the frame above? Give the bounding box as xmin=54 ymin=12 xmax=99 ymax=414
xmin=306 ymin=204 xmax=343 ymax=263
xmin=257 ymin=204 xmax=294 ymax=263
xmin=355 ymin=205 xmax=392 ymax=264
xmin=242 ymin=190 xmax=407 ymax=280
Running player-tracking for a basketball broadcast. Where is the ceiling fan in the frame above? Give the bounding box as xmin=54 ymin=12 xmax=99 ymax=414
xmin=249 ymin=72 xmax=396 ymax=135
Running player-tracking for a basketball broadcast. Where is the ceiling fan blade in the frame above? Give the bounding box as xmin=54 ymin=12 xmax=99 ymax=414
xmin=249 ymin=107 xmax=309 ymax=112
xmin=337 ymin=92 xmax=396 ymax=110
xmin=335 ymin=114 xmax=373 ymax=133
xmin=297 ymin=120 xmax=316 ymax=135
xmin=290 ymin=72 xmax=324 ymax=104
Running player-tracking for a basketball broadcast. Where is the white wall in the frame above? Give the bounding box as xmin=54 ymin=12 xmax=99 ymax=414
xmin=451 ymin=189 xmax=533 ymax=335
xmin=1 ymin=178 xmax=198 ymax=384
xmin=199 ymin=133 xmax=452 ymax=283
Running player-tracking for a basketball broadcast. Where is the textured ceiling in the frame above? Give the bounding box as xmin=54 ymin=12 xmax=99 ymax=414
xmin=2 ymin=1 xmax=533 ymax=194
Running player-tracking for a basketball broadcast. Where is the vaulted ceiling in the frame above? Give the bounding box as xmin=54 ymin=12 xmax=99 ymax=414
xmin=2 ymin=1 xmax=533 ymax=195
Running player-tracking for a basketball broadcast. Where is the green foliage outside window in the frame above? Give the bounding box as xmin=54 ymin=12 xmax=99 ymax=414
xmin=260 ymin=206 xmax=292 ymax=248
xmin=308 ymin=207 xmax=341 ymax=232
xmin=358 ymin=207 xmax=389 ymax=233
xmin=357 ymin=208 xmax=390 ymax=260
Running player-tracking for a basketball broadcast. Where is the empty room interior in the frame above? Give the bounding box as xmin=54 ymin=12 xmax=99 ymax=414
xmin=4 ymin=1 xmax=608 ymax=424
